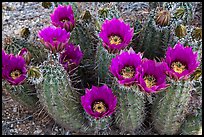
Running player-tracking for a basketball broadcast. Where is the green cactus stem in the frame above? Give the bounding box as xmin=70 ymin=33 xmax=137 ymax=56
xmin=135 ymin=17 xmax=173 ymax=60
xmin=152 ymin=80 xmax=192 ymax=135
xmin=113 ymin=82 xmax=146 ymax=134
xmin=70 ymin=16 xmax=99 ymax=88
xmin=180 ymin=113 xmax=202 ymax=135
xmin=85 ymin=116 xmax=113 ymax=135
xmin=2 ymin=80 xmax=39 ymax=110
xmin=36 ymin=59 xmax=91 ymax=134
xmin=95 ymin=44 xmax=116 ymax=85
xmin=3 ymin=37 xmax=47 ymax=65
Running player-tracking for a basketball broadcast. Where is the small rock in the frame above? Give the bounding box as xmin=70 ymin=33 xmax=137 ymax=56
xmin=13 ymin=107 xmax=17 ymax=113
xmin=34 ymin=129 xmax=42 ymax=135
xmin=10 ymin=124 xmax=14 ymax=128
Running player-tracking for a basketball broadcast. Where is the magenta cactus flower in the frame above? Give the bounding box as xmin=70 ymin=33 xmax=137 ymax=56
xmin=81 ymin=85 xmax=117 ymax=119
xmin=3 ymin=54 xmax=27 ymax=85
xmin=164 ymin=42 xmax=200 ymax=80
xmin=38 ymin=26 xmax=70 ymax=54
xmin=109 ymin=48 xmax=142 ymax=86
xmin=50 ymin=5 xmax=75 ymax=32
xmin=59 ymin=43 xmax=83 ymax=71
xmin=2 ymin=49 xmax=9 ymax=68
xmin=136 ymin=59 xmax=169 ymax=93
xmin=99 ymin=18 xmax=134 ymax=53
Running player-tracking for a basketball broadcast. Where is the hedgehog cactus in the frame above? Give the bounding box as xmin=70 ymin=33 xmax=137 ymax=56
xmin=152 ymin=80 xmax=192 ymax=135
xmin=3 ymin=81 xmax=39 ymax=109
xmin=134 ymin=2 xmax=195 ymax=60
xmin=2 ymin=50 xmax=39 ymax=109
xmin=70 ymin=13 xmax=99 ymax=87
xmin=135 ymin=10 xmax=173 ymax=60
xmin=113 ymin=84 xmax=146 ymax=134
xmin=151 ymin=43 xmax=200 ymax=135
xmin=2 ymin=37 xmax=47 ymax=65
xmin=36 ymin=59 xmax=89 ymax=133
xmin=108 ymin=49 xmax=146 ymax=134
xmin=2 ymin=2 xmax=202 ymax=135
xmin=180 ymin=114 xmax=202 ymax=135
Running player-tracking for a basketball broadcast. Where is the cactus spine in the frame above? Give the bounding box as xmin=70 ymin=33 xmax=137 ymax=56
xmin=3 ymin=81 xmax=39 ymax=109
xmin=70 ymin=17 xmax=99 ymax=87
xmin=180 ymin=113 xmax=202 ymax=135
xmin=95 ymin=44 xmax=116 ymax=84
xmin=36 ymin=58 xmax=90 ymax=133
xmin=3 ymin=37 xmax=47 ymax=65
xmin=113 ymin=83 xmax=145 ymax=134
xmin=152 ymin=80 xmax=192 ymax=135
xmin=136 ymin=16 xmax=172 ymax=60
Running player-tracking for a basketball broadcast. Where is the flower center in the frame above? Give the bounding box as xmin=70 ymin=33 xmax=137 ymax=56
xmin=10 ymin=70 xmax=22 ymax=79
xmin=120 ymin=66 xmax=135 ymax=79
xmin=109 ymin=35 xmax=122 ymax=45
xmin=171 ymin=61 xmax=186 ymax=74
xmin=60 ymin=17 xmax=70 ymax=23
xmin=144 ymin=75 xmax=156 ymax=88
xmin=93 ymin=101 xmax=107 ymax=113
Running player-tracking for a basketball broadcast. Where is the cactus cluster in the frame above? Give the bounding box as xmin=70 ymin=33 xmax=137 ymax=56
xmin=2 ymin=2 xmax=202 ymax=135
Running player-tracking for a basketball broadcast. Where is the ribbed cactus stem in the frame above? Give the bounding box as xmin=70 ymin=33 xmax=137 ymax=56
xmin=96 ymin=44 xmax=116 ymax=84
xmin=139 ymin=18 xmax=172 ymax=59
xmin=152 ymin=80 xmax=192 ymax=135
xmin=3 ymin=37 xmax=47 ymax=65
xmin=37 ymin=60 xmax=89 ymax=133
xmin=180 ymin=114 xmax=202 ymax=135
xmin=87 ymin=116 xmax=112 ymax=135
xmin=3 ymin=80 xmax=39 ymax=109
xmin=70 ymin=19 xmax=99 ymax=87
xmin=113 ymin=81 xmax=145 ymax=134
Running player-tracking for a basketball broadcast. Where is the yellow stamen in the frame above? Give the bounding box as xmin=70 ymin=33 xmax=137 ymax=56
xmin=171 ymin=61 xmax=186 ymax=74
xmin=93 ymin=101 xmax=106 ymax=113
xmin=144 ymin=75 xmax=156 ymax=88
xmin=109 ymin=35 xmax=122 ymax=45
xmin=10 ymin=70 xmax=21 ymax=79
xmin=120 ymin=66 xmax=135 ymax=79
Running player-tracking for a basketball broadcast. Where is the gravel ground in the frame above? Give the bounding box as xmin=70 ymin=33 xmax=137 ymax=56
xmin=2 ymin=2 xmax=202 ymax=135
xmin=2 ymin=88 xmax=72 ymax=135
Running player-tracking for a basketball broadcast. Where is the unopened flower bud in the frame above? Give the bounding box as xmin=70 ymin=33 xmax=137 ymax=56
xmin=175 ymin=24 xmax=187 ymax=38
xmin=174 ymin=8 xmax=185 ymax=19
xmin=27 ymin=67 xmax=42 ymax=79
xmin=20 ymin=27 xmax=30 ymax=38
xmin=18 ymin=48 xmax=32 ymax=65
xmin=191 ymin=27 xmax=202 ymax=41
xmin=155 ymin=10 xmax=171 ymax=27
xmin=81 ymin=10 xmax=92 ymax=20
xmin=98 ymin=8 xmax=108 ymax=18
xmin=42 ymin=2 xmax=52 ymax=9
